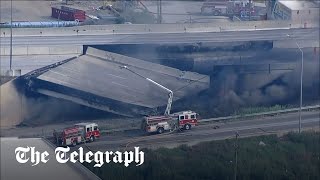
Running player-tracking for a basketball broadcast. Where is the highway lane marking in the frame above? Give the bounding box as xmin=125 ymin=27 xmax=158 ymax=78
xmin=38 ymin=74 xmax=124 ymax=98
xmin=124 ymin=130 xmax=179 ymax=150
xmin=47 ymin=69 xmax=70 ymax=77
xmin=111 ymin=81 xmax=129 ymax=88
xmin=106 ymin=73 xmax=126 ymax=79
xmin=43 ymin=66 xmax=132 ymax=94
xmin=35 ymin=65 xmax=169 ymax=107
xmin=181 ymin=118 xmax=320 ymax=137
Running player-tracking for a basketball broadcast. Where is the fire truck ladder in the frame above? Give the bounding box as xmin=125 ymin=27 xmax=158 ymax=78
xmin=120 ymin=65 xmax=173 ymax=116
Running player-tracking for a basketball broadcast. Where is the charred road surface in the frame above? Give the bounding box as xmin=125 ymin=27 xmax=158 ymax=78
xmin=77 ymin=111 xmax=320 ymax=151
xmin=1 ymin=28 xmax=318 ymax=46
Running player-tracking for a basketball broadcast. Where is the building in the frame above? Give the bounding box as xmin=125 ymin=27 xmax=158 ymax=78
xmin=267 ymin=0 xmax=319 ymax=24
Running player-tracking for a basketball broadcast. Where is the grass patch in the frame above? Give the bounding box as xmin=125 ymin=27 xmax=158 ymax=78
xmin=84 ymin=131 xmax=320 ymax=180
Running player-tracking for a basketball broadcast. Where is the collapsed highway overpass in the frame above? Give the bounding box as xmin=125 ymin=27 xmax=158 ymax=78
xmin=16 ymin=47 xmax=209 ymax=117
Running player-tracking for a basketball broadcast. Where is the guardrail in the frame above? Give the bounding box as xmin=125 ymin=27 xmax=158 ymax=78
xmin=99 ymin=105 xmax=320 ymax=133
xmin=199 ymin=105 xmax=320 ymax=123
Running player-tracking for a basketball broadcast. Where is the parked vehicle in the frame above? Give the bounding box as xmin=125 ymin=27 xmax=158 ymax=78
xmin=53 ymin=123 xmax=100 ymax=146
xmin=143 ymin=111 xmax=198 ymax=134
xmin=74 ymin=123 xmax=100 ymax=142
xmin=51 ymin=6 xmax=86 ymax=22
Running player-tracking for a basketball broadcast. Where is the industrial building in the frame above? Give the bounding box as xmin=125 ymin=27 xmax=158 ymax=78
xmin=267 ymin=0 xmax=319 ymax=24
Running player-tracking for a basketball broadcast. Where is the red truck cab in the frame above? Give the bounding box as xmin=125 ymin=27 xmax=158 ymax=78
xmin=74 ymin=123 xmax=100 ymax=142
xmin=171 ymin=111 xmax=198 ymax=130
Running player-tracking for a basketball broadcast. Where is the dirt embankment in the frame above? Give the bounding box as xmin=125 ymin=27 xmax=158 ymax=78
xmin=0 ymin=1 xmax=54 ymax=22
xmin=0 ymin=76 xmax=15 ymax=85
xmin=0 ymin=0 xmax=103 ymax=22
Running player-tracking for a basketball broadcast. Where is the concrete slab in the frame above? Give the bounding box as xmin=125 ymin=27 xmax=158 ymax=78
xmin=25 ymin=48 xmax=209 ymax=116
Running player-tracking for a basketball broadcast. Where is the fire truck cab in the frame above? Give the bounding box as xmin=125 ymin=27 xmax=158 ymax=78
xmin=171 ymin=110 xmax=198 ymax=130
xmin=74 ymin=123 xmax=100 ymax=142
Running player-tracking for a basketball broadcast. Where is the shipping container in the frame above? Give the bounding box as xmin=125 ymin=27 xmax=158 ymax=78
xmin=51 ymin=6 xmax=86 ymax=22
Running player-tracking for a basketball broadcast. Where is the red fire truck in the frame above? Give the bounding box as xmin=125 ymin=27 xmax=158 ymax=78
xmin=74 ymin=123 xmax=101 ymax=142
xmin=143 ymin=111 xmax=198 ymax=134
xmin=53 ymin=123 xmax=100 ymax=146
xmin=121 ymin=66 xmax=199 ymax=134
xmin=171 ymin=111 xmax=198 ymax=130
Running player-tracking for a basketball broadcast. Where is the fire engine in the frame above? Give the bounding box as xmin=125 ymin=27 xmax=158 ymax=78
xmin=121 ymin=66 xmax=199 ymax=134
xmin=53 ymin=123 xmax=100 ymax=146
xmin=143 ymin=111 xmax=198 ymax=134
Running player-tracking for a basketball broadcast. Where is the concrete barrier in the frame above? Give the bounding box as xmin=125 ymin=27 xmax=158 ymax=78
xmin=200 ymin=105 xmax=320 ymax=123
xmin=0 ymin=45 xmax=82 ymax=55
xmin=274 ymin=40 xmax=320 ymax=48
xmin=1 ymin=20 xmax=318 ymax=37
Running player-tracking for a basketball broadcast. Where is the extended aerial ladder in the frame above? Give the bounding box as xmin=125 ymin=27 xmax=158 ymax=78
xmin=120 ymin=65 xmax=173 ymax=116
xmin=121 ymin=65 xmax=199 ymax=134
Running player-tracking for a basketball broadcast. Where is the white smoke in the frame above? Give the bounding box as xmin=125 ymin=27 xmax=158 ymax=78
xmin=0 ymin=80 xmax=84 ymax=128
xmin=0 ymin=80 xmax=24 ymax=128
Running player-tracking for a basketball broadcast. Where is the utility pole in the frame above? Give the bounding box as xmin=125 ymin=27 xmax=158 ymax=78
xmin=248 ymin=0 xmax=252 ymax=21
xmin=157 ymin=0 xmax=159 ymax=23
xmin=234 ymin=132 xmax=239 ymax=180
xmin=9 ymin=0 xmax=13 ymax=74
xmin=159 ymin=0 xmax=162 ymax=23
xmin=287 ymin=34 xmax=303 ymax=133
xmin=157 ymin=0 xmax=162 ymax=23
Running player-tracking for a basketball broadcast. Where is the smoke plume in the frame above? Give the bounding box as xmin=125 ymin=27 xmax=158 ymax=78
xmin=0 ymin=80 xmax=88 ymax=128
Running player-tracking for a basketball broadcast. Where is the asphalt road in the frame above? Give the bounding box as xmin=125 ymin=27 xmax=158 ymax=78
xmin=79 ymin=111 xmax=320 ymax=151
xmin=1 ymin=28 xmax=318 ymax=46
xmin=0 ymin=55 xmax=77 ymax=75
